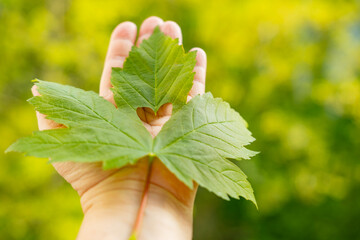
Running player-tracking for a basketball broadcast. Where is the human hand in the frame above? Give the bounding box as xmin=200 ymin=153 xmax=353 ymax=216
xmin=32 ymin=16 xmax=207 ymax=240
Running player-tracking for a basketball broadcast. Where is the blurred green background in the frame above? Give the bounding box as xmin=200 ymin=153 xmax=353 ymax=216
xmin=1 ymin=0 xmax=360 ymax=239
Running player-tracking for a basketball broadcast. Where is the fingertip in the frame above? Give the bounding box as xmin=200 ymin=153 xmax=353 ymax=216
xmin=190 ymin=47 xmax=207 ymax=68
xmin=137 ymin=16 xmax=164 ymax=46
xmin=111 ymin=21 xmax=137 ymax=43
xmin=139 ymin=16 xmax=164 ymax=35
xmin=160 ymin=21 xmax=182 ymax=44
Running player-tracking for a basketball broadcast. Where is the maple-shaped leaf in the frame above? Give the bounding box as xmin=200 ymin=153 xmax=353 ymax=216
xmin=6 ymin=80 xmax=153 ymax=168
xmin=6 ymin=28 xmax=258 ymax=205
xmin=153 ymin=93 xmax=257 ymax=204
xmin=111 ymin=27 xmax=197 ymax=113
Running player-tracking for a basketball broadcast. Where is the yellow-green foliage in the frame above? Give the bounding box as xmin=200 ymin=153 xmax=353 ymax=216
xmin=1 ymin=0 xmax=359 ymax=239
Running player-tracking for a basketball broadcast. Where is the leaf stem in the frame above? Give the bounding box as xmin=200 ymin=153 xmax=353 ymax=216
xmin=130 ymin=154 xmax=155 ymax=239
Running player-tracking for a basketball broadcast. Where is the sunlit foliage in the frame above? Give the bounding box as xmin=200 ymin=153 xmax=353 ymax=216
xmin=1 ymin=0 xmax=359 ymax=239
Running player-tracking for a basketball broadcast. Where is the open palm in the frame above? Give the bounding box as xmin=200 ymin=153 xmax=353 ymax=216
xmin=32 ymin=16 xmax=207 ymax=240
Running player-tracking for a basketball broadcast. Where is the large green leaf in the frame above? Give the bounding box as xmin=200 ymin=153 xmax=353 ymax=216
xmin=6 ymin=28 xmax=257 ymax=205
xmin=154 ymin=93 xmax=257 ymax=204
xmin=6 ymin=81 xmax=153 ymax=168
xmin=111 ymin=27 xmax=196 ymax=113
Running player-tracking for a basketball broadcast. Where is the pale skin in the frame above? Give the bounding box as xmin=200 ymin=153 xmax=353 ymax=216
xmin=31 ymin=17 xmax=207 ymax=240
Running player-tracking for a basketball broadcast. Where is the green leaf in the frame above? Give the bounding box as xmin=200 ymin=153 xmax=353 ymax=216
xmin=154 ymin=93 xmax=257 ymax=204
xmin=6 ymin=80 xmax=153 ymax=167
xmin=6 ymin=28 xmax=257 ymax=206
xmin=111 ymin=27 xmax=197 ymax=113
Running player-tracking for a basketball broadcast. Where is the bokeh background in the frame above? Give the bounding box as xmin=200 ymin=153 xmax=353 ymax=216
xmin=1 ymin=0 xmax=360 ymax=239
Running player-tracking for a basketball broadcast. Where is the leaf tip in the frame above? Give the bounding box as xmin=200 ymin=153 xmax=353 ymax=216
xmin=152 ymin=25 xmax=162 ymax=34
xmin=244 ymin=190 xmax=258 ymax=209
xmin=250 ymin=197 xmax=258 ymax=210
xmin=4 ymin=144 xmax=14 ymax=154
xmin=4 ymin=140 xmax=22 ymax=154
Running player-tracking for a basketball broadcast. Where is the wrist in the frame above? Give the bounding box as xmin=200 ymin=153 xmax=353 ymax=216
xmin=76 ymin=159 xmax=197 ymax=240
xmin=77 ymin=179 xmax=195 ymax=240
xmin=136 ymin=183 xmax=195 ymax=240
xmin=77 ymin=177 xmax=144 ymax=240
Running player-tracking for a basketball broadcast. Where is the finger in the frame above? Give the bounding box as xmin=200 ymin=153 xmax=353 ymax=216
xmin=136 ymin=16 xmax=164 ymax=46
xmin=187 ymin=48 xmax=207 ymax=100
xmin=99 ymin=21 xmax=137 ymax=102
xmin=31 ymin=85 xmax=62 ymax=130
xmin=160 ymin=21 xmax=183 ymax=45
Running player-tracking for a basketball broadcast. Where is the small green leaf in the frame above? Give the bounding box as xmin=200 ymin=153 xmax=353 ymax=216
xmin=111 ymin=27 xmax=197 ymax=113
